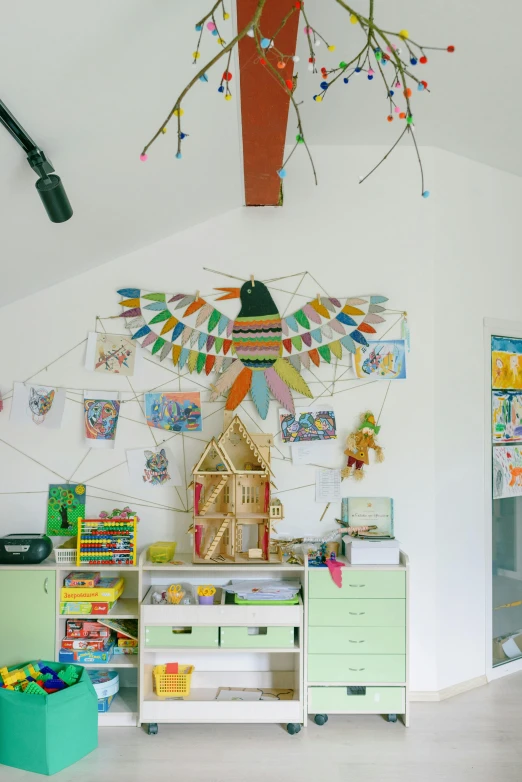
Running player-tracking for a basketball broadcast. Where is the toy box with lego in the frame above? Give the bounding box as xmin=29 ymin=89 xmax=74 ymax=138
xmin=66 ymin=619 xmax=111 ymax=638
xmin=64 ymin=571 xmax=101 ymax=587
xmin=60 ymin=600 xmax=116 ymax=615
xmin=0 ymin=660 xmax=97 ymax=774
xmin=60 ymin=576 xmax=124 ymax=602
xmin=59 ymin=639 xmax=115 ymax=663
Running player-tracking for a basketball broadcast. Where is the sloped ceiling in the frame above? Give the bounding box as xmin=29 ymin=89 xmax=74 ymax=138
xmin=0 ymin=0 xmax=243 ymax=306
xmin=1 ymin=0 xmax=520 ymax=306
xmin=292 ymin=0 xmax=522 ymax=177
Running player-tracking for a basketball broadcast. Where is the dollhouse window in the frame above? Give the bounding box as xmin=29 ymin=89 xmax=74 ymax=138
xmin=223 ymin=485 xmax=230 ymax=504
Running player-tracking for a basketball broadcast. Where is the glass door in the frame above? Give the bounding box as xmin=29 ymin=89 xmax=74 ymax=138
xmin=492 ymin=335 xmax=522 ymax=666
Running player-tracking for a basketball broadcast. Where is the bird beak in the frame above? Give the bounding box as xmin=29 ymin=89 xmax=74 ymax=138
xmin=215 ymin=287 xmax=241 ymax=301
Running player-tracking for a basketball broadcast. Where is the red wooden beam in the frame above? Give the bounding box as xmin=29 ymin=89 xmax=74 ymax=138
xmin=237 ymin=0 xmax=300 ymax=206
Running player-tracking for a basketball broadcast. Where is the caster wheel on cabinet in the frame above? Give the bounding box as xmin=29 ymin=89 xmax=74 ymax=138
xmin=387 ymin=714 xmax=398 ymax=723
xmin=314 ymin=714 xmax=328 ymax=726
xmin=147 ymin=723 xmax=159 ymax=735
xmin=287 ymin=723 xmax=301 ymax=735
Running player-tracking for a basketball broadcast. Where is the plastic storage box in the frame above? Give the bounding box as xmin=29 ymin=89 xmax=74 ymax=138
xmin=0 ymin=660 xmax=98 ymax=775
xmin=148 ymin=541 xmax=177 ymax=563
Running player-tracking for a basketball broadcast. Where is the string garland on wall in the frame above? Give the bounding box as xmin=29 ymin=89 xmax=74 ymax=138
xmin=139 ymin=0 xmax=454 ymax=196
xmin=0 ymin=270 xmax=402 ymax=529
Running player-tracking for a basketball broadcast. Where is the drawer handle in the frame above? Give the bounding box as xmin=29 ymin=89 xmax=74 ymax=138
xmin=44 ymin=578 xmax=49 ymax=594
xmin=349 ymin=584 xmax=366 ymax=588
xmin=348 ymin=639 xmax=365 ymax=644
xmin=348 ymin=667 xmax=365 ymax=671
xmin=348 ymin=611 xmax=365 ymax=616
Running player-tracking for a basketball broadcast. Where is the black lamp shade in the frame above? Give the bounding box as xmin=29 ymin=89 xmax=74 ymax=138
xmin=35 ymin=174 xmax=73 ymax=223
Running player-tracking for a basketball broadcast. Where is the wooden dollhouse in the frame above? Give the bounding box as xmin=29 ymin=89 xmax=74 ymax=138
xmin=191 ymin=415 xmax=283 ymax=564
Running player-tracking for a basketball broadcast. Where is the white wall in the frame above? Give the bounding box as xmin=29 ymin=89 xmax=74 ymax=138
xmin=0 ymin=144 xmax=520 ymax=693
xmin=434 ymin=152 xmax=522 ymax=690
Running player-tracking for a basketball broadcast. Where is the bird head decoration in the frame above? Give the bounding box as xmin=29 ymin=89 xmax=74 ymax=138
xmin=117 ymin=281 xmax=390 ymax=420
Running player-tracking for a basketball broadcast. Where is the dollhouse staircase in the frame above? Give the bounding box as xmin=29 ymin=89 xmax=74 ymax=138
xmin=204 ymin=519 xmax=230 ymax=560
xmin=199 ymin=475 xmax=229 ymax=517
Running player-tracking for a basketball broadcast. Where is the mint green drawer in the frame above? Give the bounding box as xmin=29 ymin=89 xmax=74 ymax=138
xmin=308 ymin=654 xmax=405 ymax=683
xmin=309 ymin=569 xmax=405 ymax=599
xmin=308 ymin=626 xmax=405 ymax=655
xmin=145 ymin=625 xmax=219 ymax=648
xmin=309 ymin=686 xmax=405 ymax=714
xmin=309 ymin=599 xmax=405 ymax=627
xmin=220 ymin=626 xmax=295 ymax=648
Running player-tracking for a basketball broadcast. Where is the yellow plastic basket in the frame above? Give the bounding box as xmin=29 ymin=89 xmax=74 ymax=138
xmin=153 ymin=664 xmax=194 ymax=699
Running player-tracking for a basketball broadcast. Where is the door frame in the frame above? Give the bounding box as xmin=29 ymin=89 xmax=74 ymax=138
xmin=485 ymin=318 xmax=522 ymax=681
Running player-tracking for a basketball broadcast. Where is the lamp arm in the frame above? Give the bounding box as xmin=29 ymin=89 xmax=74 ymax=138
xmin=0 ymin=99 xmax=55 ymax=181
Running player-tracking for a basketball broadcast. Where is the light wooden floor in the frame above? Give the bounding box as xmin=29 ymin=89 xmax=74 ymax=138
xmin=4 ymin=674 xmax=522 ymax=781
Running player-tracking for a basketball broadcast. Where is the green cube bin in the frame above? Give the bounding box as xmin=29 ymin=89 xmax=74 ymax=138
xmin=0 ymin=661 xmax=98 ymax=775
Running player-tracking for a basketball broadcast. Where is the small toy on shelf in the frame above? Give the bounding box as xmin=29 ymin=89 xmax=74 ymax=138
xmin=148 ymin=541 xmax=177 ymax=563
xmin=166 ymin=583 xmax=194 ymax=605
xmin=64 ymin=571 xmax=101 ymax=588
xmin=269 ymin=497 xmax=284 ymax=521
xmin=77 ymin=517 xmax=137 ymax=566
xmin=196 ymin=585 xmax=216 ymax=605
xmin=342 ymin=411 xmax=384 ymax=481
xmin=153 ymin=663 xmax=194 ymax=699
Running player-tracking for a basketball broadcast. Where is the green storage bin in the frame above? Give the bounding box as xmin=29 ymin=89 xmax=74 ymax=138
xmin=220 ymin=626 xmax=295 ymax=648
xmin=308 ymin=569 xmax=405 ymax=599
xmin=145 ymin=625 xmax=219 ymax=648
xmin=308 ymin=685 xmax=405 ymax=714
xmin=0 ymin=660 xmax=98 ymax=775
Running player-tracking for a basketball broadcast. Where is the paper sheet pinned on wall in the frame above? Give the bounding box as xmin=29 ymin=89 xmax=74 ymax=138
xmin=11 ymin=382 xmax=66 ymax=429
xmin=126 ymin=446 xmax=182 ymax=488
xmin=291 ymin=440 xmax=335 ymax=466
xmin=315 ymin=468 xmax=341 ymax=503
xmin=85 ymin=332 xmax=140 ymax=376
xmin=84 ymin=391 xmax=120 ymax=448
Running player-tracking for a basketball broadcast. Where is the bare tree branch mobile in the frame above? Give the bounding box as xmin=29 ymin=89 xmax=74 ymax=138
xmin=139 ymin=0 xmax=454 ymax=197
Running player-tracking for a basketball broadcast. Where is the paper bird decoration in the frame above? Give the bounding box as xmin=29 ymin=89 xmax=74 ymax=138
xmin=118 ymin=281 xmax=389 ymax=419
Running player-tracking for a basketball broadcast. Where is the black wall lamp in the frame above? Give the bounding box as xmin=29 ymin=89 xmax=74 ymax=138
xmin=0 ymin=99 xmax=73 ymax=223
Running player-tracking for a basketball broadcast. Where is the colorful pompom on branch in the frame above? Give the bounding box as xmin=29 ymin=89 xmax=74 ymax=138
xmin=139 ymin=0 xmax=454 ymax=198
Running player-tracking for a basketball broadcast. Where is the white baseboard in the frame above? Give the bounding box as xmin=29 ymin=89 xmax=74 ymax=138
xmin=410 ymin=675 xmax=488 ymax=702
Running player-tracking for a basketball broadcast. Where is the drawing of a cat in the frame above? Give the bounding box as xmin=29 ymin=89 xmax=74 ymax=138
xmin=143 ymin=449 xmax=170 ymax=485
xmin=28 ymin=387 xmax=55 ymax=424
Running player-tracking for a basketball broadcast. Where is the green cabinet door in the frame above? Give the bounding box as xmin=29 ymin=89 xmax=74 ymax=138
xmin=0 ymin=570 xmax=56 ymax=666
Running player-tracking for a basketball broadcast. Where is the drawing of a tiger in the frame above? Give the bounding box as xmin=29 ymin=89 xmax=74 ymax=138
xmin=143 ymin=449 xmax=170 ymax=485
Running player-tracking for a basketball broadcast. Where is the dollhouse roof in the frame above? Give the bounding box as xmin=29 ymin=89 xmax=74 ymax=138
xmin=192 ymin=438 xmax=234 ymax=474
xmin=218 ymin=415 xmax=272 ymax=475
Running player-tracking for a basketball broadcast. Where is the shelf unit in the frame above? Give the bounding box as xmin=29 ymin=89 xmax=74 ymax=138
xmin=54 ymin=563 xmax=140 ymax=728
xmin=304 ymin=552 xmax=410 ymax=729
xmin=138 ymin=549 xmax=305 ymax=733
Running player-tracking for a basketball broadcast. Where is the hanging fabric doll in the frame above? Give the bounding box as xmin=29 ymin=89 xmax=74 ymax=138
xmin=341 ymin=411 xmax=384 ymax=481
